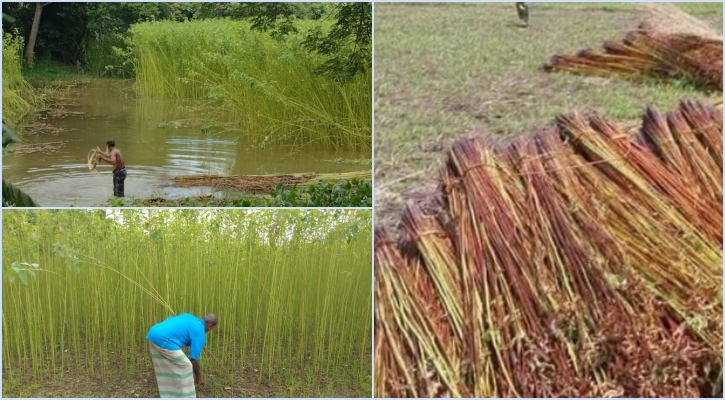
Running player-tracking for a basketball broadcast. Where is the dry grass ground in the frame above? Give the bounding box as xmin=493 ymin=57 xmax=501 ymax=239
xmin=374 ymin=2 xmax=723 ymax=225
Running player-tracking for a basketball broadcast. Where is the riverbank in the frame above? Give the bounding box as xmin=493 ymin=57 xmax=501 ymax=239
xmin=107 ymin=172 xmax=372 ymax=207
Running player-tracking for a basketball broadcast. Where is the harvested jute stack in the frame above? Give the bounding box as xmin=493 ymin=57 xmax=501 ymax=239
xmin=544 ymin=29 xmax=723 ymax=92
xmin=374 ymin=99 xmax=723 ymax=398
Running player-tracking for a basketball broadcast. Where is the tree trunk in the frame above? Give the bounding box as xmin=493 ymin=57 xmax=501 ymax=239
xmin=24 ymin=2 xmax=48 ymax=65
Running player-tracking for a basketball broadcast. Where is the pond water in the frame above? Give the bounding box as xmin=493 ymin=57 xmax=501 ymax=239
xmin=2 ymin=80 xmax=369 ymax=206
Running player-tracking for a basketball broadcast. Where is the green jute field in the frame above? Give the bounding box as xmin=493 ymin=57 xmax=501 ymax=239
xmin=2 ymin=209 xmax=372 ymax=398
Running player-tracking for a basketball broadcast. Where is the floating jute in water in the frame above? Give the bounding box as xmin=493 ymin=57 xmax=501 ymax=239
xmin=374 ymin=99 xmax=723 ymax=398
xmin=171 ymin=170 xmax=372 ymax=192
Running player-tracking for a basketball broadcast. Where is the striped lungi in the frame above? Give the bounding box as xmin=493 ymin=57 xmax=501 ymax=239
xmin=149 ymin=341 xmax=196 ymax=398
xmin=112 ymin=166 xmax=127 ymax=197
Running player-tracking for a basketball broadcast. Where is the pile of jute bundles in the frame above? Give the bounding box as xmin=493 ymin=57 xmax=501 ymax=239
xmin=374 ymin=4 xmax=723 ymax=398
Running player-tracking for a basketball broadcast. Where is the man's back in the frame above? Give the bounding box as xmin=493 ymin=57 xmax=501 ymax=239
xmin=111 ymin=148 xmax=124 ymax=169
xmin=147 ymin=313 xmax=206 ymax=359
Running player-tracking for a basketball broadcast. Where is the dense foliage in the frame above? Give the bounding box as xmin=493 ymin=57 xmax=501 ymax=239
xmin=2 ymin=2 xmax=371 ymax=149
xmin=1 ymin=32 xmax=37 ymax=125
xmin=1 ymin=2 xmax=371 ymax=82
xmin=3 ymin=209 xmax=372 ymax=394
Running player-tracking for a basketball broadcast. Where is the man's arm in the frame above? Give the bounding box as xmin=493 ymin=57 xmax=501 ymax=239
xmin=190 ymin=359 xmax=203 ymax=385
xmin=95 ymin=148 xmax=116 ymax=164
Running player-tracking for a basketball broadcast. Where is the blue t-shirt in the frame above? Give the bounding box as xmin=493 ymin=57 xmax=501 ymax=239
xmin=146 ymin=313 xmax=206 ymax=360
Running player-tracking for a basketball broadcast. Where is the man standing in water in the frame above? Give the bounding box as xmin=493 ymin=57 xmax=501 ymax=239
xmin=147 ymin=313 xmax=218 ymax=398
xmin=95 ymin=139 xmax=126 ymax=197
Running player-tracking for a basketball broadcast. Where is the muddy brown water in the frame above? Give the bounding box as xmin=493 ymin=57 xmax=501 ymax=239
xmin=2 ymin=80 xmax=369 ymax=206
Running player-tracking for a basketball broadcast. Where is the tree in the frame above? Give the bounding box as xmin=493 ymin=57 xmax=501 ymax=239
xmin=3 ymin=2 xmax=91 ymax=65
xmin=245 ymin=2 xmax=372 ymax=83
xmin=303 ymin=2 xmax=372 ymax=82
xmin=24 ymin=1 xmax=49 ymax=65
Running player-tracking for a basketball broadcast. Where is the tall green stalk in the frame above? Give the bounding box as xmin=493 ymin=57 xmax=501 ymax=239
xmin=2 ymin=209 xmax=372 ymax=391
xmin=127 ymin=19 xmax=371 ymax=151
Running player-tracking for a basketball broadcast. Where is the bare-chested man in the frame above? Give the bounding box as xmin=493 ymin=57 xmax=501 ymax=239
xmin=95 ymin=139 xmax=126 ymax=197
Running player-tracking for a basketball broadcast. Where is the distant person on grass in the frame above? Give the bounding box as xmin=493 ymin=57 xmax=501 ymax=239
xmin=94 ymin=139 xmax=126 ymax=197
xmin=146 ymin=313 xmax=218 ymax=398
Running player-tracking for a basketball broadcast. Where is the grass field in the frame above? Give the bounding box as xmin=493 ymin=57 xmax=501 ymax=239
xmin=373 ymin=2 xmax=723 ymax=224
xmin=2 ymin=209 xmax=372 ymax=398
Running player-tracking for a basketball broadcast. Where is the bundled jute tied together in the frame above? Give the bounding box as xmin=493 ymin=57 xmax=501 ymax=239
xmin=87 ymin=148 xmax=102 ymax=172
xmin=544 ymin=28 xmax=723 ymax=92
xmin=375 ymin=100 xmax=722 ymax=398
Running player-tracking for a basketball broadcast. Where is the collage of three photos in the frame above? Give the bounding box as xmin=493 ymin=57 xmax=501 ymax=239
xmin=1 ymin=1 xmax=722 ymax=398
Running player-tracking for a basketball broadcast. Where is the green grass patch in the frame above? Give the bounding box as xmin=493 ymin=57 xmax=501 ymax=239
xmin=21 ymin=60 xmax=92 ymax=86
xmin=672 ymin=2 xmax=723 ymax=14
xmin=126 ymin=19 xmax=371 ymax=151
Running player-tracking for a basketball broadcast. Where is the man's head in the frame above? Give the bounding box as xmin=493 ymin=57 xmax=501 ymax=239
xmin=106 ymin=139 xmax=115 ymax=148
xmin=203 ymin=313 xmax=218 ymax=332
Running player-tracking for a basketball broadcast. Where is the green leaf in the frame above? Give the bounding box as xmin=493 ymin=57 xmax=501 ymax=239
xmin=53 ymin=243 xmax=65 ymax=257
xmin=20 ymin=262 xmax=39 ymax=268
xmin=3 ymin=179 xmax=40 ymax=207
xmin=18 ymin=270 xmax=28 ymax=286
xmin=2 ymin=13 xmax=17 ymax=23
xmin=2 ymin=121 xmax=20 ymax=148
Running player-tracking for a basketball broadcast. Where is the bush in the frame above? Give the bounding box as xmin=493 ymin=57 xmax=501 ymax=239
xmin=265 ymin=178 xmax=372 ymax=207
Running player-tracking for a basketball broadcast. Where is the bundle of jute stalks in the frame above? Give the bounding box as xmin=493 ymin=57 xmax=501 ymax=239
xmin=374 ymin=100 xmax=722 ymax=398
xmin=544 ymin=29 xmax=723 ymax=92
xmin=171 ymin=170 xmax=372 ymax=192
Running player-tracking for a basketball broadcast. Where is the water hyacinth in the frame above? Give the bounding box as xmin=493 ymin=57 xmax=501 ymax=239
xmin=375 ymin=100 xmax=722 ymax=398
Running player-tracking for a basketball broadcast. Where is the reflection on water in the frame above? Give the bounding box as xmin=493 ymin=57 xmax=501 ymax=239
xmin=165 ymin=138 xmax=238 ymax=175
xmin=2 ymin=80 xmax=369 ymax=206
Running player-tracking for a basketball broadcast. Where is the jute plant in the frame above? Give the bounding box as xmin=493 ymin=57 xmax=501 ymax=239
xmin=2 ymin=209 xmax=372 ymax=391
xmin=125 ymin=19 xmax=371 ymax=151
xmin=2 ymin=31 xmax=39 ymax=127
